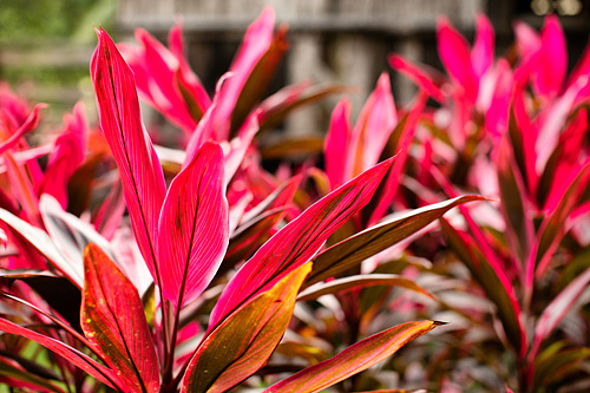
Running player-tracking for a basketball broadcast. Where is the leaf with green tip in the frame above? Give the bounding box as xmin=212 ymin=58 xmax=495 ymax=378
xmin=263 ymin=320 xmax=440 ymax=393
xmin=181 ymin=262 xmax=312 ymax=393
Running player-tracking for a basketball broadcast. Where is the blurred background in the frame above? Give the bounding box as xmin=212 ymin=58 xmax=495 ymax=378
xmin=1 ymin=0 xmax=590 ymax=136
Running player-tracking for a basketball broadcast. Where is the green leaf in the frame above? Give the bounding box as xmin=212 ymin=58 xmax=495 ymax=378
xmin=533 ymin=346 xmax=590 ymax=390
xmin=263 ymin=320 xmax=440 ymax=393
xmin=440 ymin=219 xmax=524 ymax=355
xmin=308 ymin=195 xmax=484 ymax=285
xmin=0 ymin=357 xmax=66 ymax=393
xmin=496 ymin=135 xmax=534 ymax=263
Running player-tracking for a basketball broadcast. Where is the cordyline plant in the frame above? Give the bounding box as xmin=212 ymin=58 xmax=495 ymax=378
xmin=0 ymin=8 xmax=487 ymax=393
xmin=387 ymin=13 xmax=590 ymax=392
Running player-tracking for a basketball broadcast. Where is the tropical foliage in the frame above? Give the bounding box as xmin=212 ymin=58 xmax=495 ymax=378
xmin=0 ymin=7 xmax=588 ymax=393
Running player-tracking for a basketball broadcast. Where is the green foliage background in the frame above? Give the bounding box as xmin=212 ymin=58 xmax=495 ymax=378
xmin=0 ymin=0 xmax=117 ymax=129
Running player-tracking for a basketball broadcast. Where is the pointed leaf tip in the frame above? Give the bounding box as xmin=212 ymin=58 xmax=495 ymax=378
xmin=209 ymin=158 xmax=393 ymax=329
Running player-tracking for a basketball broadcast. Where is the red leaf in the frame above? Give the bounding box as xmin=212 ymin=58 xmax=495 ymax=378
xmin=157 ymin=142 xmax=229 ymax=307
xmin=209 ymin=158 xmax=393 ymax=329
xmin=82 ymin=243 xmax=159 ymax=393
xmin=91 ymin=28 xmax=167 ymax=290
xmin=263 ymin=320 xmax=439 ymax=393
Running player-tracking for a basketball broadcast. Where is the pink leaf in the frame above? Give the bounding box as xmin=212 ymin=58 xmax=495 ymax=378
xmin=532 ymin=15 xmax=567 ymax=98
xmin=350 ymin=73 xmax=397 ymax=177
xmin=324 ymin=98 xmax=351 ymax=189
xmin=91 ymin=28 xmax=167 ymax=289
xmin=471 ymin=14 xmax=494 ymax=78
xmin=368 ymin=91 xmax=426 ymax=225
xmin=0 ymin=104 xmax=44 ymax=156
xmin=535 ymin=75 xmax=590 ymax=174
xmin=485 ymin=60 xmax=513 ymax=138
xmin=168 ymin=23 xmax=211 ymax=119
xmin=437 ymin=17 xmax=478 ymax=102
xmin=158 ymin=142 xmax=229 ymax=307
xmin=388 ymin=54 xmax=445 ymax=102
xmin=209 ymin=158 xmax=393 ymax=329
xmin=210 ymin=8 xmax=276 ymax=140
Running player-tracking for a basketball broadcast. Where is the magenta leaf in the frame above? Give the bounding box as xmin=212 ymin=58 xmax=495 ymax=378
xmin=263 ymin=320 xmax=440 ymax=393
xmin=90 ymin=28 xmax=167 ymax=289
xmin=470 ymin=14 xmax=494 ymax=78
xmin=157 ymin=142 xmax=229 ymax=307
xmin=82 ymin=243 xmax=160 ymax=393
xmin=209 ymin=158 xmax=393 ymax=329
xmin=495 ymin=135 xmax=534 ymax=263
xmin=349 ymin=73 xmax=397 ymax=177
xmin=437 ymin=17 xmax=478 ymax=102
xmin=532 ymin=161 xmax=590 ymax=280
xmin=0 ymin=104 xmax=44 ymax=156
xmin=324 ymin=98 xmax=351 ymax=189
xmin=532 ymin=15 xmax=567 ymax=98
xmin=388 ymin=54 xmax=445 ymax=102
xmin=368 ymin=91 xmax=426 ymax=225
xmin=168 ymin=23 xmax=211 ymax=121
xmin=211 ymin=7 xmax=276 ymax=140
